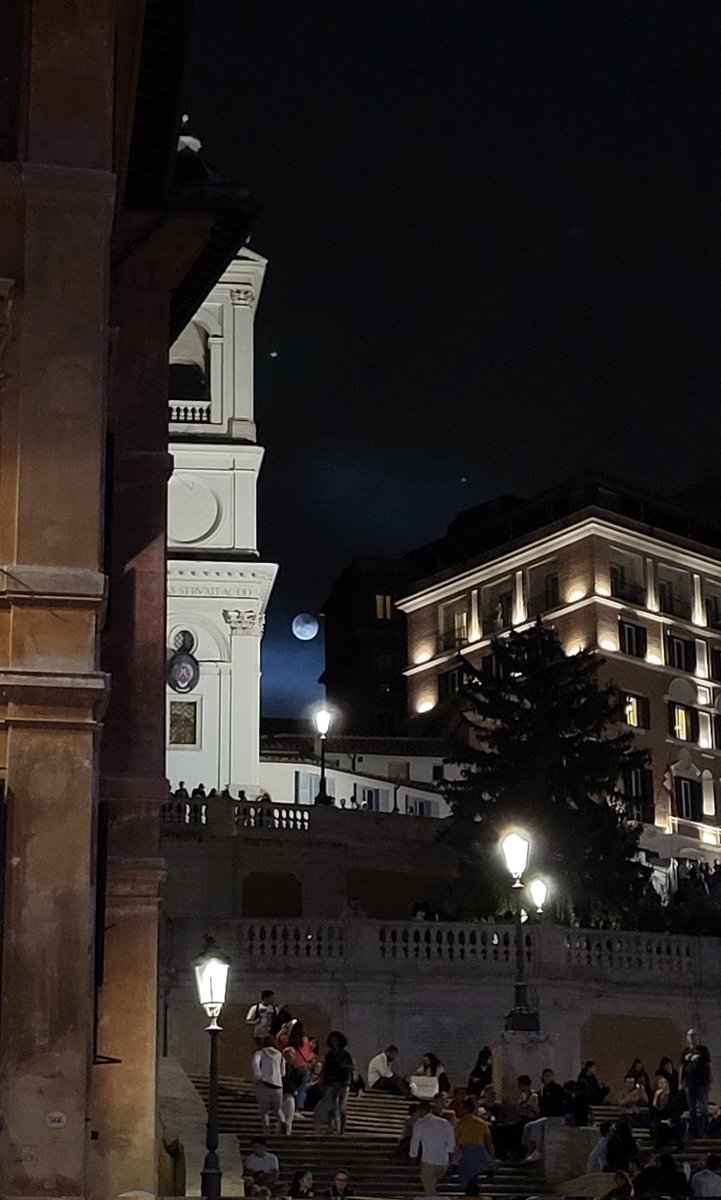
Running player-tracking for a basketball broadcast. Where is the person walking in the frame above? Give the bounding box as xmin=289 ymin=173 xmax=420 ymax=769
xmin=246 ymin=990 xmax=278 ymax=1048
xmin=409 ymin=1098 xmax=456 ymax=1195
xmin=455 ymin=1097 xmax=496 ymax=1191
xmin=682 ymin=1029 xmax=712 ymax=1140
xmin=314 ymin=1031 xmax=355 ymax=1135
xmin=252 ymin=1035 xmax=285 ymax=1133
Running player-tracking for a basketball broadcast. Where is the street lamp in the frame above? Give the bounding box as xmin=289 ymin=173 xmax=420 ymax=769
xmin=194 ymin=937 xmax=230 ymax=1199
xmin=500 ymin=830 xmax=547 ymax=1033
xmin=314 ymin=707 xmax=333 ymax=803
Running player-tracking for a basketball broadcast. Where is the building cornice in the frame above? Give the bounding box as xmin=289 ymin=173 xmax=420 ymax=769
xmin=399 ymin=519 xmax=721 ymax=613
xmin=167 ymin=561 xmax=277 ymax=608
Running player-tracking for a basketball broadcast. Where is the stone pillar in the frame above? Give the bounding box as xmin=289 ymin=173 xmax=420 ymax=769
xmin=92 ymin=217 xmax=213 ymax=1197
xmin=229 ymin=283 xmax=256 ymax=438
xmin=0 ymin=151 xmax=113 ymax=1197
xmin=223 ymin=608 xmax=263 ymax=792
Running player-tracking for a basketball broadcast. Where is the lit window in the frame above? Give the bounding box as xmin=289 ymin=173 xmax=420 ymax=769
xmin=169 ymin=700 xmax=198 ymax=746
xmin=674 ymin=705 xmax=689 ymax=741
xmin=375 ymin=594 xmax=393 ymax=620
xmin=625 ymin=696 xmax=639 ymax=727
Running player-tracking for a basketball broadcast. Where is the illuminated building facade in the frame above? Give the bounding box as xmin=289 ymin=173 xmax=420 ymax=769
xmin=399 ymin=477 xmax=721 ymax=861
xmin=166 ymin=250 xmax=277 ymax=795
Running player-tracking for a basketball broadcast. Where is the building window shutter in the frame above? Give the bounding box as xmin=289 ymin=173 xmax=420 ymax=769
xmin=690 ymin=709 xmax=700 ymax=744
xmin=685 ymin=640 xmax=697 ymax=673
xmin=668 ymin=703 xmax=676 ymax=737
xmin=640 ymin=697 xmax=650 ymax=728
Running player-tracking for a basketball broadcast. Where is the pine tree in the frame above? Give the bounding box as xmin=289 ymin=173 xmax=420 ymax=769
xmin=445 ymin=622 xmax=651 ymax=926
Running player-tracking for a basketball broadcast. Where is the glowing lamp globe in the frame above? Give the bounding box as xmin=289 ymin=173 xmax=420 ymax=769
xmin=314 ymin=707 xmax=332 ymax=736
xmin=194 ymin=939 xmax=230 ymax=1027
xmin=501 ymin=831 xmax=530 ymax=886
xmin=528 ymin=877 xmax=548 ymax=913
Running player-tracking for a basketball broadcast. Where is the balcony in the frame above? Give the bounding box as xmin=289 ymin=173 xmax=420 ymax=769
xmin=170 ymin=916 xmax=714 ymax=986
xmin=436 ymin=629 xmax=469 ymax=653
xmin=610 ymin=578 xmax=645 ymax=606
xmin=482 ymin=605 xmax=512 ymax=635
xmin=706 ymin=600 xmax=721 ymax=631
xmin=168 ymin=400 xmax=212 ymax=424
xmin=669 ymin=815 xmax=721 ymax=846
xmin=527 ymin=590 xmax=560 ymax=619
xmin=659 ymin=591 xmax=692 ymax=621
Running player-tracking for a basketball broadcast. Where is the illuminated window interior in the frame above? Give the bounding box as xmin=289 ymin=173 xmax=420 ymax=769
xmin=169 ymin=700 xmax=198 ymax=746
xmin=673 ymin=705 xmax=689 ymax=741
xmin=375 ymin=594 xmax=393 ymax=620
xmin=625 ymin=696 xmax=639 ymax=727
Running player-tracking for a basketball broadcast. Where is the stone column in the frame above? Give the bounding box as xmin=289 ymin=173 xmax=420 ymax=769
xmin=0 ymin=153 xmax=113 ymax=1197
xmin=229 ymin=285 xmax=256 ymax=438
xmin=92 ymin=215 xmax=216 ymax=1197
xmin=223 ymin=608 xmax=264 ymax=792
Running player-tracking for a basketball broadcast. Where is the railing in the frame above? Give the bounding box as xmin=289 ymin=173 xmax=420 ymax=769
xmin=377 ymin=921 xmax=531 ymax=966
xmin=659 ymin=591 xmax=692 ymax=620
xmin=169 ymin=401 xmax=212 ymax=423
xmin=234 ymin=802 xmax=311 ymax=832
xmin=239 ymin=922 xmax=345 ymax=960
xmin=162 ymin=800 xmax=207 ymax=826
xmin=481 ymin=606 xmax=512 ymax=634
xmin=564 ymin=931 xmax=696 ymax=978
xmin=526 ymin=591 xmax=559 ymax=619
xmin=611 ymin=579 xmax=645 ymax=606
xmin=437 ymin=629 xmax=469 ymax=653
xmin=200 ymin=919 xmax=715 ymax=983
xmin=668 ymin=815 xmax=721 ymax=846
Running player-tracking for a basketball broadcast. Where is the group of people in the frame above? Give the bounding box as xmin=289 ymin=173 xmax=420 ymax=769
xmin=610 ymin=1031 xmax=713 ymax=1148
xmin=248 ymin=992 xmax=356 ymax=1137
xmin=241 ymin=1138 xmax=354 ymax=1200
xmin=246 ymin=992 xmax=718 ymax=1197
xmin=597 ymin=1153 xmax=721 ymax=1198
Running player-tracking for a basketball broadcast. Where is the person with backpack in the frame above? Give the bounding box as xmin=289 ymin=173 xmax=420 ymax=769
xmin=246 ymin=989 xmax=277 ymax=1048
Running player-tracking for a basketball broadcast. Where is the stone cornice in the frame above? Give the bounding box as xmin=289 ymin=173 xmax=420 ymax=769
xmin=167 ymin=561 xmax=277 ymax=607
xmin=0 ymin=670 xmax=109 ymax=714
xmin=0 ymin=564 xmax=105 ymax=600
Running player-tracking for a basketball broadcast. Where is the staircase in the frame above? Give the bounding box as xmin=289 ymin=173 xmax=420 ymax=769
xmin=590 ymin=1103 xmax=721 ymax=1170
xmin=190 ymin=1076 xmax=546 ymax=1198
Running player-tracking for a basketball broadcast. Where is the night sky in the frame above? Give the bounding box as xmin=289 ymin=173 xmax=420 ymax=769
xmin=185 ymin=1 xmax=721 ymax=715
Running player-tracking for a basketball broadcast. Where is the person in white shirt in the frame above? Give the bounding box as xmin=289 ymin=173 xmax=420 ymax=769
xmin=242 ymin=1138 xmax=280 ymax=1195
xmin=368 ymin=1045 xmax=409 ymax=1096
xmin=246 ymin=989 xmax=277 ymax=1047
xmin=252 ymin=1036 xmax=285 ymax=1132
xmin=409 ymin=1098 xmax=456 ymax=1194
xmin=692 ymin=1155 xmax=721 ymax=1197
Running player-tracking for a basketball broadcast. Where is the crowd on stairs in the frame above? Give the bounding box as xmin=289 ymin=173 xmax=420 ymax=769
xmin=240 ymin=989 xmax=721 ymax=1199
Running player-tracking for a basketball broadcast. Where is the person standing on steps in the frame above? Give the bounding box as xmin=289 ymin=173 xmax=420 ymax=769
xmin=314 ymin=1030 xmax=355 ymax=1135
xmin=246 ymin=989 xmax=278 ymax=1049
xmin=409 ymin=1098 xmax=456 ymax=1194
xmin=682 ymin=1028 xmax=712 ymax=1140
xmin=252 ymin=1035 xmax=285 ymax=1133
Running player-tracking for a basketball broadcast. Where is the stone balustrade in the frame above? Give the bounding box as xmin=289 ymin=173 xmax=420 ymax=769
xmin=196 ymin=917 xmax=717 ymax=986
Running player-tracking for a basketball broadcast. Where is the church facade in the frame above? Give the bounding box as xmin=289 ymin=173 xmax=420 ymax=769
xmin=166 ymin=249 xmax=277 ymax=796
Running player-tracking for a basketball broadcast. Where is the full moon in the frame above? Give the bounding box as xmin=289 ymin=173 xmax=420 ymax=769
xmin=291 ymin=613 xmax=319 ymax=641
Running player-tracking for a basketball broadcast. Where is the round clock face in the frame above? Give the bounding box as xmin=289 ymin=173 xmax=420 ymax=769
xmin=168 ymin=650 xmax=200 ymax=693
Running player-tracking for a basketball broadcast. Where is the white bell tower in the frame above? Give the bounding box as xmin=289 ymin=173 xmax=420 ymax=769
xmin=166 ymin=248 xmax=277 ymax=794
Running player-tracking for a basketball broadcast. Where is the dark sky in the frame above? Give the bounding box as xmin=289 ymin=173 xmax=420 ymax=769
xmin=185 ymin=1 xmax=721 ymax=715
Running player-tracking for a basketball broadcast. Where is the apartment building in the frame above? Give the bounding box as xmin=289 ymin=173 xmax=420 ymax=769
xmin=397 ymin=477 xmax=721 ymax=862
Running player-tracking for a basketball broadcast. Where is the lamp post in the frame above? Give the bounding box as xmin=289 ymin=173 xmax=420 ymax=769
xmin=314 ymin=707 xmax=332 ymax=803
xmin=500 ymin=831 xmax=548 ymax=1033
xmin=194 ymin=937 xmax=230 ymax=1199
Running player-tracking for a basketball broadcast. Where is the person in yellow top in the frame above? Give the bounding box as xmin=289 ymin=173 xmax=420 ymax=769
xmin=455 ymin=1097 xmax=496 ymax=1190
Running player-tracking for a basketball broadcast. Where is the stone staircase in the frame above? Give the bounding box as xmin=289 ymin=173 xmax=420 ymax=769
xmin=191 ymin=1076 xmax=546 ymax=1198
xmin=590 ymin=1103 xmax=721 ymax=1170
